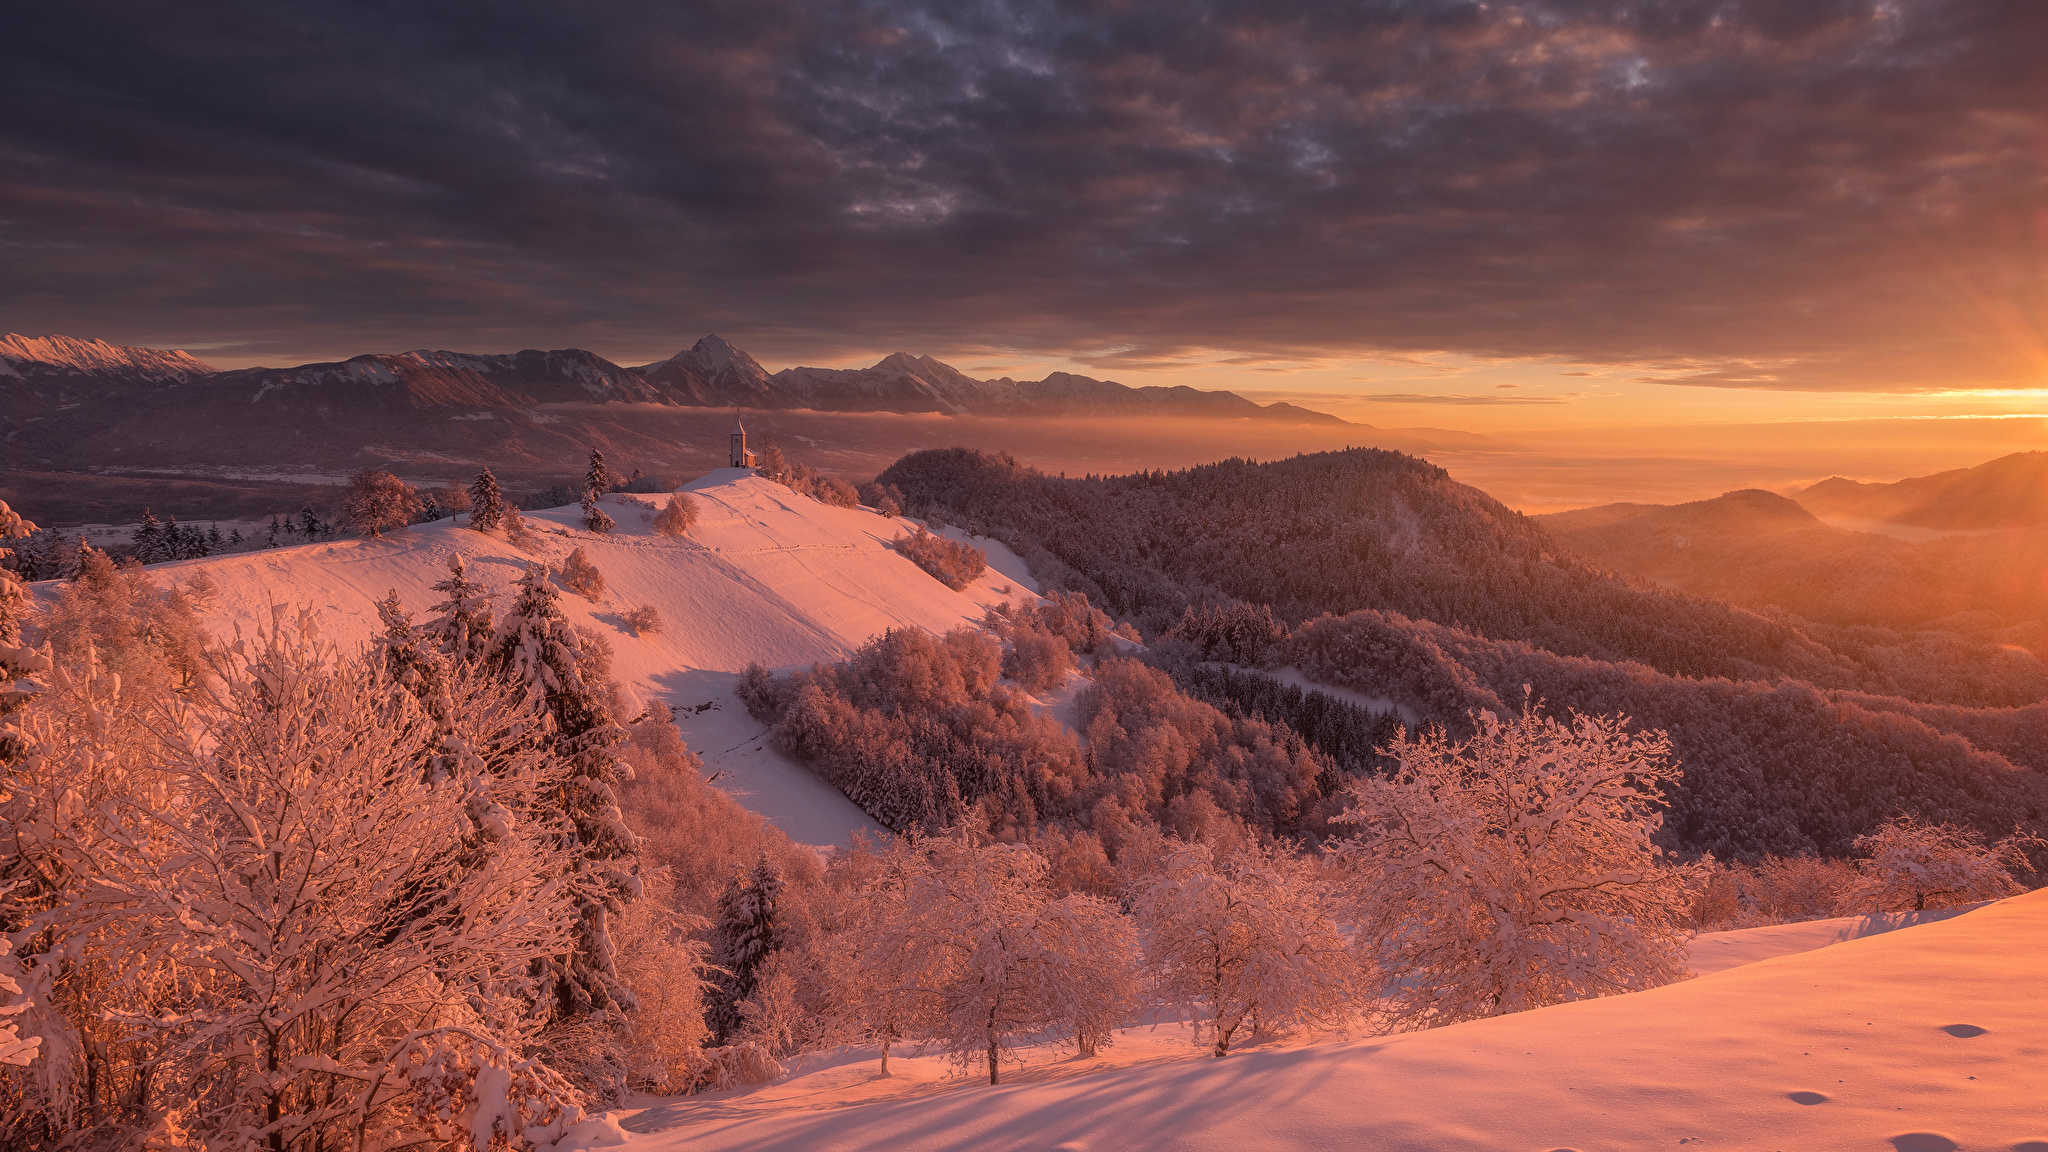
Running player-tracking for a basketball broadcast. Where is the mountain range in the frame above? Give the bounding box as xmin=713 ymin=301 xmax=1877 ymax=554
xmin=1 ymin=332 xmax=1348 ymax=446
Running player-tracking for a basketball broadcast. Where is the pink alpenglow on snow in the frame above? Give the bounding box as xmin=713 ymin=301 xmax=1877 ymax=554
xmin=615 ymin=891 xmax=2048 ymax=1152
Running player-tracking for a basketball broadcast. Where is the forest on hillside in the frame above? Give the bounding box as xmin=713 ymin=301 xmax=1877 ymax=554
xmin=879 ymin=448 xmax=2048 ymax=861
xmin=876 ymin=448 xmax=2048 ymax=708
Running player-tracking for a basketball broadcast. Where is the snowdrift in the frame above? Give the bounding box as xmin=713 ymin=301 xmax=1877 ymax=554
xmin=619 ymin=891 xmax=2048 ymax=1152
xmin=47 ymin=469 xmax=1036 ymax=845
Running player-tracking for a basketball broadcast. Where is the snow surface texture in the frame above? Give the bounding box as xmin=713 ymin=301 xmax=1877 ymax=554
xmin=35 ymin=470 xmax=1038 ymax=847
xmin=617 ymin=892 xmax=2047 ymax=1152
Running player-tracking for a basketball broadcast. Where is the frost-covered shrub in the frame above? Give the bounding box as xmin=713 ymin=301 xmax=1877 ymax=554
xmin=342 ymin=467 xmax=424 ymax=537
xmin=1334 ymin=702 xmax=1691 ymax=1027
xmin=759 ymin=449 xmax=860 ymax=508
xmin=1133 ymin=841 xmax=1359 ymax=1056
xmin=894 ymin=527 xmax=985 ymax=590
xmin=559 ymin=547 xmax=606 ymax=601
xmin=1686 ymin=852 xmax=1863 ymax=929
xmin=622 ymin=605 xmax=663 ymax=635
xmin=1003 ymin=623 xmax=1073 ymax=692
xmin=653 ymin=492 xmax=700 ymax=538
xmin=1852 ymin=815 xmax=2040 ymax=912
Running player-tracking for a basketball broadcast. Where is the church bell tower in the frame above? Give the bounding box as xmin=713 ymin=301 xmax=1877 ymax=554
xmin=729 ymin=420 xmax=759 ymax=469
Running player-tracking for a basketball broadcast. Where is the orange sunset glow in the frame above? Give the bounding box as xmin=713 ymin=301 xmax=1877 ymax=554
xmin=3 ymin=3 xmax=2046 ymax=1150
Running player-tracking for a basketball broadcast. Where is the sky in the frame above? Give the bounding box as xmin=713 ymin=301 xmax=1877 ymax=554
xmin=3 ymin=0 xmax=2045 ymax=436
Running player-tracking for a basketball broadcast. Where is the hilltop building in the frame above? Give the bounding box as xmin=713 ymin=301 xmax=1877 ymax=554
xmin=729 ymin=420 xmax=759 ymax=469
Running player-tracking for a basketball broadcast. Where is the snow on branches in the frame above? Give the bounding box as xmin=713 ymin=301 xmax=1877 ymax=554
xmin=1333 ymin=701 xmax=1691 ymax=1027
xmin=1852 ymin=814 xmax=2041 ymax=912
xmin=1133 ymin=840 xmax=1359 ymax=1056
xmin=4 ymin=611 xmax=587 ymax=1149
xmin=831 ymin=835 xmax=1137 ymax=1084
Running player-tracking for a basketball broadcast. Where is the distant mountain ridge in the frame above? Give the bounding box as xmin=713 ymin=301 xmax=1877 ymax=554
xmin=1797 ymin=452 xmax=2048 ymax=530
xmin=1 ymin=332 xmax=1352 ymax=471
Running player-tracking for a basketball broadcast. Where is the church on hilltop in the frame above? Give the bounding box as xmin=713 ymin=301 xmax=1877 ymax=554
xmin=729 ymin=420 xmax=759 ymax=469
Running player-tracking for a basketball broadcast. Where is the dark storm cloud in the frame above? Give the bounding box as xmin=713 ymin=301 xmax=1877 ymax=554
xmin=2 ymin=0 xmax=2043 ymax=388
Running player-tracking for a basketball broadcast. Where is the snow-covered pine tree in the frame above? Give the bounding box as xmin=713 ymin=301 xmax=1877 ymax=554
xmin=228 ymin=527 xmax=242 ymax=547
xmin=708 ymin=854 xmax=785 ymax=1044
xmin=580 ymin=489 xmax=616 ymax=535
xmin=299 ymin=505 xmax=322 ymax=538
xmin=488 ymin=563 xmax=639 ymax=1021
xmin=418 ymin=492 xmax=442 ymax=524
xmin=470 ymin=467 xmax=506 ymax=532
xmin=206 ymin=524 xmax=223 ymax=550
xmin=585 ymin=449 xmax=614 ymax=499
xmin=0 ymin=501 xmax=48 ymax=765
xmin=130 ymin=509 xmax=163 ymax=564
xmin=421 ymin=555 xmax=497 ymax=664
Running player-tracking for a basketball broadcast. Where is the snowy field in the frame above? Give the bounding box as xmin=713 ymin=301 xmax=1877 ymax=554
xmin=611 ymin=892 xmax=2047 ymax=1152
xmin=34 ymin=469 xmax=1038 ymax=847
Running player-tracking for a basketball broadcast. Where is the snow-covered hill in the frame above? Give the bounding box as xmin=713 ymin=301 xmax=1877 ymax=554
xmin=616 ymin=890 xmax=2048 ymax=1152
xmin=47 ymin=469 xmax=1037 ymax=845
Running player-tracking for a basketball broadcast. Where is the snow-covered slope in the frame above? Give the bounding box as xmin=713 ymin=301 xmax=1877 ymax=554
xmin=618 ymin=891 xmax=2046 ymax=1152
xmin=48 ymin=470 xmax=1034 ymax=846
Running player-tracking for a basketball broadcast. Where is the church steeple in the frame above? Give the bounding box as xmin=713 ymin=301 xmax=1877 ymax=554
xmin=729 ymin=419 xmax=759 ymax=469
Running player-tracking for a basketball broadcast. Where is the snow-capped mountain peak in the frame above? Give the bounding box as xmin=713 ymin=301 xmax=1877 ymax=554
xmin=0 ymin=332 xmax=216 ymax=382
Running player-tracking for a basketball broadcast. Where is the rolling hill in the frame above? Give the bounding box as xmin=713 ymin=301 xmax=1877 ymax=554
xmin=28 ymin=468 xmax=1038 ymax=846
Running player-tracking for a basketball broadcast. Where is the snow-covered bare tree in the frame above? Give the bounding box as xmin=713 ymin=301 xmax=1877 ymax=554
xmin=3 ymin=611 xmax=593 ymax=1150
xmin=1333 ymin=702 xmax=1691 ymax=1028
xmin=420 ymin=554 xmax=496 ymax=664
xmin=489 ymin=564 xmax=640 ymax=1022
xmin=438 ymin=480 xmax=472 ymax=521
xmin=652 ymin=493 xmax=699 ymax=539
xmin=342 ymin=468 xmax=424 ymax=538
xmin=1132 ymin=840 xmax=1358 ymax=1057
xmin=469 ymin=467 xmax=505 ymax=532
xmin=1853 ymin=815 xmax=2041 ymax=912
xmin=894 ymin=837 xmax=1138 ymax=1083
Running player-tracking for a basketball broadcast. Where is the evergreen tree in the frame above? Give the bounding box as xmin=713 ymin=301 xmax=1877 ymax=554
xmin=229 ymin=527 xmax=243 ymax=547
xmin=585 ymin=448 xmax=614 ymax=499
xmin=132 ymin=509 xmax=163 ymax=564
xmin=266 ymin=516 xmax=283 ymax=547
xmin=207 ymin=524 xmax=224 ymax=550
xmin=708 ymin=854 xmax=784 ymax=1044
xmin=0 ymin=501 xmax=45 ymax=765
xmin=580 ymin=488 xmax=616 ymax=535
xmin=469 ymin=467 xmax=505 ymax=532
xmin=488 ymin=564 xmax=639 ymax=1020
xmin=421 ymin=554 xmax=496 ymax=664
xmin=299 ymin=505 xmax=322 ymax=538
